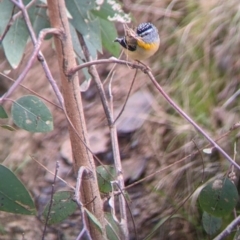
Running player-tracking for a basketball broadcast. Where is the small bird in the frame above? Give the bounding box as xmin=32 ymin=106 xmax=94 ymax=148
xmin=114 ymin=22 xmax=160 ymax=61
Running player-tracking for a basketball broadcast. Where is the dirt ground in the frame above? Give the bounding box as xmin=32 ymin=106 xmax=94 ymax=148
xmin=1 ymin=1 xmax=240 ymax=239
xmin=0 ymin=38 xmax=198 ymax=240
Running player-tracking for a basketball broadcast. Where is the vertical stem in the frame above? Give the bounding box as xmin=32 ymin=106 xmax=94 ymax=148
xmin=88 ymin=65 xmax=129 ymax=239
xmin=46 ymin=0 xmax=106 ymax=238
xmin=110 ymin=124 xmax=129 ymax=238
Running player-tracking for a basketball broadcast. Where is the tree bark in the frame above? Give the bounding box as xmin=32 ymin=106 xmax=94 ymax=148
xmin=46 ymin=0 xmax=106 ymax=238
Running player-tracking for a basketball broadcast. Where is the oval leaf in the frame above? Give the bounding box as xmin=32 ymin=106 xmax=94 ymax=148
xmin=105 ymin=212 xmax=121 ymax=240
xmin=199 ymin=178 xmax=238 ymax=217
xmin=97 ymin=165 xmax=116 ymax=194
xmin=0 ymin=106 xmax=8 ymax=118
xmin=11 ymin=95 xmax=53 ymax=132
xmin=0 ymin=165 xmax=36 ymax=215
xmin=0 ymin=0 xmax=13 ymax=34
xmin=84 ymin=207 xmax=103 ymax=233
xmin=202 ymin=211 xmax=222 ymax=235
xmin=43 ymin=191 xmax=77 ymax=225
xmin=2 ymin=13 xmax=29 ymax=68
xmin=1 ymin=0 xmax=35 ymax=68
xmin=99 ymin=18 xmax=120 ymax=57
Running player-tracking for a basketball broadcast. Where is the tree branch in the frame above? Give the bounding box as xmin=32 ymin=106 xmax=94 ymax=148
xmin=72 ymin=58 xmax=240 ymax=171
xmin=0 ymin=28 xmax=60 ymax=104
xmin=213 ymin=215 xmax=240 ymax=240
xmin=78 ymin=37 xmax=129 ymax=239
xmin=46 ymin=0 xmax=106 ymax=238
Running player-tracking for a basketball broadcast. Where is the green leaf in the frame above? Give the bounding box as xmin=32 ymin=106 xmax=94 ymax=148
xmin=32 ymin=6 xmax=50 ymax=38
xmin=105 ymin=212 xmax=121 ymax=240
xmin=70 ymin=23 xmax=86 ymax=61
xmin=99 ymin=18 xmax=120 ymax=56
xmin=0 ymin=0 xmax=13 ymax=35
xmin=11 ymin=95 xmax=53 ymax=132
xmin=199 ymin=178 xmax=238 ymax=217
xmin=69 ymin=23 xmax=92 ymax=90
xmin=0 ymin=106 xmax=8 ymax=118
xmin=84 ymin=207 xmax=103 ymax=233
xmin=97 ymin=165 xmax=116 ymax=194
xmin=2 ymin=0 xmax=35 ymax=68
xmin=43 ymin=191 xmax=77 ymax=224
xmin=82 ymin=17 xmax=101 ymax=58
xmin=66 ymin=0 xmax=102 ymax=56
xmin=202 ymin=211 xmax=222 ymax=235
xmin=0 ymin=165 xmax=36 ymax=215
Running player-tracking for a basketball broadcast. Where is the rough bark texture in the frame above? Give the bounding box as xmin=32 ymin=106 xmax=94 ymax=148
xmin=46 ymin=0 xmax=106 ymax=238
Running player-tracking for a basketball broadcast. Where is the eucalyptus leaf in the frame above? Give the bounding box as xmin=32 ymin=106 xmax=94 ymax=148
xmin=11 ymin=95 xmax=53 ymax=132
xmin=2 ymin=0 xmax=35 ymax=68
xmin=0 ymin=106 xmax=8 ymax=119
xmin=0 ymin=0 xmax=13 ymax=35
xmin=105 ymin=212 xmax=121 ymax=240
xmin=66 ymin=0 xmax=102 ymax=56
xmin=84 ymin=207 xmax=103 ymax=233
xmin=97 ymin=165 xmax=116 ymax=194
xmin=202 ymin=211 xmax=222 ymax=235
xmin=69 ymin=23 xmax=92 ymax=90
xmin=43 ymin=191 xmax=77 ymax=224
xmin=0 ymin=165 xmax=36 ymax=215
xmin=32 ymin=6 xmax=50 ymax=38
xmin=199 ymin=178 xmax=238 ymax=217
xmin=99 ymin=18 xmax=120 ymax=56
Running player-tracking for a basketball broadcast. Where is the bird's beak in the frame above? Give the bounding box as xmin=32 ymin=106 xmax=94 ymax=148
xmin=114 ymin=38 xmax=120 ymax=43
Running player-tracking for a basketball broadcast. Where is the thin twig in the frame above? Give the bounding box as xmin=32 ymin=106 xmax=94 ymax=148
xmin=1 ymin=0 xmax=63 ymax=107
xmin=124 ymin=125 xmax=240 ymax=191
xmin=88 ymin=64 xmax=129 ymax=238
xmin=145 ymin=69 xmax=240 ymax=171
xmin=0 ymin=73 xmax=62 ymax=110
xmin=107 ymin=69 xmax=129 ymax=239
xmin=0 ymin=28 xmax=60 ymax=104
xmin=222 ymin=88 xmax=240 ymax=108
xmin=31 ymin=156 xmax=74 ymax=190
xmin=71 ymin=57 xmax=240 ymax=170
xmin=113 ymin=68 xmax=138 ymax=124
xmin=213 ymin=215 xmax=240 ymax=240
xmin=77 ymin=35 xmax=129 ymax=237
xmin=69 ymin=58 xmax=147 ymax=75
xmin=144 ymin=141 xmax=206 ymax=239
xmin=42 ymin=161 xmax=59 ymax=240
xmin=0 ymin=0 xmax=36 ymax=42
xmin=192 ymin=139 xmax=205 ymax=183
xmin=0 ymin=5 xmax=15 ymax=43
xmin=114 ymin=181 xmax=138 ymax=240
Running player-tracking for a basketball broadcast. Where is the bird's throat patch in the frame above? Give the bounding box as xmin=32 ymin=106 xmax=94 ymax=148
xmin=137 ymin=39 xmax=157 ymax=50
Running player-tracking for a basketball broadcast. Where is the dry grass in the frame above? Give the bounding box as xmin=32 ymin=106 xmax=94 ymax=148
xmin=1 ymin=0 xmax=240 ymax=239
xmin=123 ymin=0 xmax=240 ymax=238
